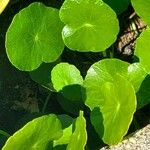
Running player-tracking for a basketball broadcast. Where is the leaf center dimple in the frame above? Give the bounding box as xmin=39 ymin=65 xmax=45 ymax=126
xmin=84 ymin=23 xmax=93 ymax=28
xmin=35 ymin=34 xmax=39 ymax=42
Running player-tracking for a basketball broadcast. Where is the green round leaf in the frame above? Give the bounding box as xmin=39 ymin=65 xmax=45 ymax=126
xmin=67 ymin=111 xmax=87 ymax=150
xmin=131 ymin=0 xmax=150 ymax=26
xmin=6 ymin=2 xmax=64 ymax=71
xmin=2 ymin=115 xmax=63 ymax=150
xmin=84 ymin=59 xmax=130 ymax=109
xmin=84 ymin=59 xmax=137 ymax=145
xmin=51 ymin=63 xmax=83 ymax=91
xmin=135 ymin=28 xmax=150 ymax=73
xmin=59 ymin=0 xmax=119 ymax=52
xmin=103 ymin=0 xmax=130 ymax=14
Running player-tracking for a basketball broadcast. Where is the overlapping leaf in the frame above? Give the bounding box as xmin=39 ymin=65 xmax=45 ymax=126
xmin=66 ymin=111 xmax=87 ymax=150
xmin=84 ymin=59 xmax=137 ymax=145
xmin=2 ymin=115 xmax=63 ymax=150
xmin=51 ymin=63 xmax=83 ymax=92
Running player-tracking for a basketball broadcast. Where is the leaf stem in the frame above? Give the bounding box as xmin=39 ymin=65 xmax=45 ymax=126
xmin=42 ymin=92 xmax=52 ymax=113
xmin=0 ymin=130 xmax=10 ymax=138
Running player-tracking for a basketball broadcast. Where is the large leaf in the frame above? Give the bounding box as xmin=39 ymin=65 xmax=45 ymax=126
xmin=59 ymin=0 xmax=119 ymax=52
xmin=6 ymin=2 xmax=64 ymax=71
xmin=51 ymin=63 xmax=83 ymax=92
xmin=2 ymin=115 xmax=63 ymax=150
xmin=53 ymin=115 xmax=73 ymax=149
xmin=84 ymin=60 xmax=137 ymax=145
xmin=135 ymin=28 xmax=150 ymax=73
xmin=84 ymin=59 xmax=129 ymax=109
xmin=131 ymin=0 xmax=150 ymax=26
xmin=66 ymin=111 xmax=87 ymax=150
xmin=0 ymin=0 xmax=9 ymax=14
xmin=103 ymin=0 xmax=130 ymax=14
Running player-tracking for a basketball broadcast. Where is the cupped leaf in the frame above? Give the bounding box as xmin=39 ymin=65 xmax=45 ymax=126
xmin=66 ymin=111 xmax=87 ymax=150
xmin=59 ymin=0 xmax=119 ymax=52
xmin=51 ymin=63 xmax=83 ymax=92
xmin=135 ymin=28 xmax=150 ymax=73
xmin=0 ymin=0 xmax=9 ymax=14
xmin=6 ymin=2 xmax=64 ymax=71
xmin=54 ymin=115 xmax=73 ymax=149
xmin=128 ymin=63 xmax=147 ymax=92
xmin=2 ymin=115 xmax=63 ymax=150
xmin=84 ymin=59 xmax=137 ymax=145
xmin=131 ymin=0 xmax=150 ymax=26
xmin=84 ymin=59 xmax=130 ymax=109
xmin=103 ymin=0 xmax=130 ymax=14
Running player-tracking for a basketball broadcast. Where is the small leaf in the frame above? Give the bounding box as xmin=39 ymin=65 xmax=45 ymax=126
xmin=135 ymin=28 xmax=150 ymax=73
xmin=67 ymin=111 xmax=87 ymax=150
xmin=59 ymin=0 xmax=119 ymax=52
xmin=103 ymin=0 xmax=130 ymax=14
xmin=84 ymin=59 xmax=137 ymax=145
xmin=2 ymin=115 xmax=63 ymax=150
xmin=51 ymin=63 xmax=83 ymax=92
xmin=0 ymin=0 xmax=9 ymax=14
xmin=132 ymin=0 xmax=150 ymax=26
xmin=54 ymin=115 xmax=73 ymax=148
xmin=6 ymin=2 xmax=64 ymax=71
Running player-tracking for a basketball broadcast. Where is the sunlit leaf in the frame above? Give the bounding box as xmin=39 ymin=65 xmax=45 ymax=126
xmin=51 ymin=63 xmax=83 ymax=92
xmin=6 ymin=2 xmax=64 ymax=71
xmin=59 ymin=0 xmax=119 ymax=52
xmin=67 ymin=111 xmax=87 ymax=150
xmin=84 ymin=59 xmax=137 ymax=145
xmin=2 ymin=115 xmax=63 ymax=150
xmin=132 ymin=0 xmax=150 ymax=26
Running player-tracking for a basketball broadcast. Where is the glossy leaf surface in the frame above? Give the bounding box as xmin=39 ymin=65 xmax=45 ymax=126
xmin=54 ymin=115 xmax=73 ymax=149
xmin=59 ymin=0 xmax=119 ymax=52
xmin=67 ymin=111 xmax=87 ymax=150
xmin=135 ymin=28 xmax=150 ymax=73
xmin=51 ymin=63 xmax=83 ymax=91
xmin=6 ymin=2 xmax=64 ymax=71
xmin=132 ymin=0 xmax=150 ymax=26
xmin=2 ymin=115 xmax=63 ymax=150
xmin=84 ymin=59 xmax=137 ymax=145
